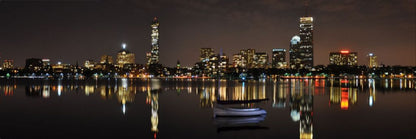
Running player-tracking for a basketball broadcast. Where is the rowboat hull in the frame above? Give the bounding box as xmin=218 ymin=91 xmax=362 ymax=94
xmin=214 ymin=107 xmax=267 ymax=117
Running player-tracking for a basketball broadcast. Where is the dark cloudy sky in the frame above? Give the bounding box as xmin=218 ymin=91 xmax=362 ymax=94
xmin=0 ymin=0 xmax=415 ymax=67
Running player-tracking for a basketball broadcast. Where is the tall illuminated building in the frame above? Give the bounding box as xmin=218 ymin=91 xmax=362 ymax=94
xmin=238 ymin=50 xmax=248 ymax=68
xmin=116 ymin=43 xmax=135 ymax=68
xmin=289 ymin=35 xmax=301 ymax=69
xmin=232 ymin=49 xmax=256 ymax=69
xmin=41 ymin=59 xmax=51 ymax=72
xmin=246 ymin=49 xmax=255 ymax=68
xmin=298 ymin=16 xmax=314 ymax=69
xmin=147 ymin=17 xmax=160 ymax=66
xmin=329 ymin=50 xmax=358 ymax=66
xmin=200 ymin=48 xmax=215 ymax=62
xmin=2 ymin=59 xmax=13 ymax=69
xmin=368 ymin=53 xmax=377 ymax=68
xmin=272 ymin=48 xmax=286 ymax=69
xmin=232 ymin=54 xmax=243 ymax=68
xmin=218 ymin=54 xmax=228 ymax=72
xmin=239 ymin=50 xmax=248 ymax=67
xmin=199 ymin=48 xmax=215 ymax=75
xmin=253 ymin=52 xmax=268 ymax=68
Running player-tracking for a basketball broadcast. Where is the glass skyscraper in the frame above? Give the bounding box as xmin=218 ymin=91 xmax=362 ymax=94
xmin=299 ymin=16 xmax=314 ymax=69
xmin=147 ymin=17 xmax=160 ymax=66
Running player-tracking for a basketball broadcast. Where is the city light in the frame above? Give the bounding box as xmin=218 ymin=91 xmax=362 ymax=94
xmin=122 ymin=43 xmax=126 ymax=49
xmin=369 ymin=96 xmax=374 ymax=107
xmin=0 ymin=2 xmax=414 ymax=139
xmin=122 ymin=104 xmax=126 ymax=115
xmin=340 ymin=50 xmax=350 ymax=54
xmin=341 ymin=89 xmax=349 ymax=110
xmin=0 ymin=16 xmax=413 ymax=81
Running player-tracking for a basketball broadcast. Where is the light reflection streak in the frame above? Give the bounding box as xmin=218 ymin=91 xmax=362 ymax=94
xmin=58 ymin=84 xmax=62 ymax=96
xmin=0 ymin=77 xmax=413 ymax=139
xmin=42 ymin=85 xmax=50 ymax=98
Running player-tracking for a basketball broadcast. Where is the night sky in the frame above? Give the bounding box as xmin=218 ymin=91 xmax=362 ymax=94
xmin=0 ymin=0 xmax=415 ymax=67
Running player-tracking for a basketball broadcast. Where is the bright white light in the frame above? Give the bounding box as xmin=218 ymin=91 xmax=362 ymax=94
xmin=290 ymin=110 xmax=300 ymax=122
xmin=42 ymin=85 xmax=50 ymax=98
xmin=122 ymin=43 xmax=126 ymax=49
xmin=122 ymin=78 xmax=128 ymax=89
xmin=291 ymin=35 xmax=301 ymax=45
xmin=122 ymin=104 xmax=126 ymax=115
xmin=369 ymin=96 xmax=373 ymax=107
xmin=57 ymin=61 xmax=62 ymax=65
xmin=369 ymin=53 xmax=374 ymax=56
xmin=58 ymin=84 xmax=62 ymax=96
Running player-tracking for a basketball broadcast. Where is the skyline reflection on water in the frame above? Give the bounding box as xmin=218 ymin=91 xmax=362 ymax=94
xmin=0 ymin=78 xmax=414 ymax=138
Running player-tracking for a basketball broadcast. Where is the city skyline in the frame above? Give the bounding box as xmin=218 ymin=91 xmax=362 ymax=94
xmin=0 ymin=0 xmax=415 ymax=67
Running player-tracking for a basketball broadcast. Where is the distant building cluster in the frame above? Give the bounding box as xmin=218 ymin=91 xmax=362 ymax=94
xmin=195 ymin=48 xmax=229 ymax=77
xmin=81 ymin=43 xmax=136 ymax=72
xmin=232 ymin=49 xmax=268 ymax=69
xmin=0 ymin=16 xmax=413 ymax=80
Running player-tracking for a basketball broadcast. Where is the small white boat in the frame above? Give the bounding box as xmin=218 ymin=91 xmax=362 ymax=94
xmin=214 ymin=106 xmax=267 ymax=117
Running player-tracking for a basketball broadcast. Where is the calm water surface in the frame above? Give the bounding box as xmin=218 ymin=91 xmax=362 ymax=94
xmin=0 ymin=78 xmax=415 ymax=138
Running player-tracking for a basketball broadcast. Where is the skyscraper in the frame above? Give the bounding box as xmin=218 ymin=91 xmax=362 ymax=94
xmin=232 ymin=49 xmax=255 ymax=69
xmin=289 ymin=35 xmax=301 ymax=69
xmin=272 ymin=48 xmax=287 ymax=69
xmin=246 ymin=49 xmax=255 ymax=68
xmin=368 ymin=53 xmax=378 ymax=68
xmin=218 ymin=54 xmax=228 ymax=72
xmin=116 ymin=43 xmax=135 ymax=68
xmin=232 ymin=54 xmax=243 ymax=68
xmin=298 ymin=16 xmax=314 ymax=69
xmin=253 ymin=52 xmax=268 ymax=68
xmin=238 ymin=50 xmax=248 ymax=68
xmin=200 ymin=48 xmax=215 ymax=62
xmin=329 ymin=50 xmax=358 ymax=66
xmin=147 ymin=17 xmax=160 ymax=66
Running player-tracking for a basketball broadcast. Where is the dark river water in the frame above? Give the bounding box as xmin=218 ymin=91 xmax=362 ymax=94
xmin=0 ymin=78 xmax=414 ymax=139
